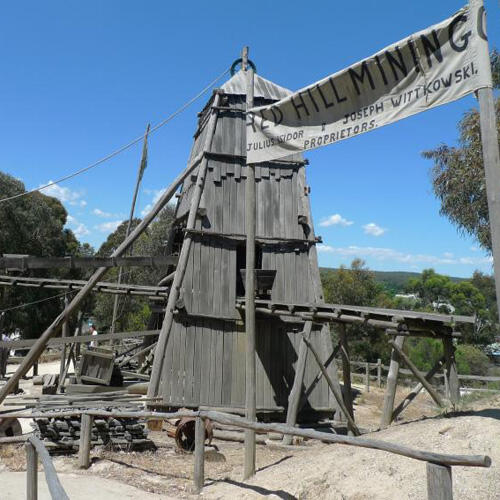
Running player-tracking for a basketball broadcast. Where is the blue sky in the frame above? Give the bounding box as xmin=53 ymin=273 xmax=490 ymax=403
xmin=1 ymin=0 xmax=498 ymax=278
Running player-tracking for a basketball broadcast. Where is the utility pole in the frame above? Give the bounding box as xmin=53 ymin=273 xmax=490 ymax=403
xmin=110 ymin=124 xmax=150 ymax=335
xmin=471 ymin=0 xmax=500 ymax=317
xmin=243 ymin=45 xmax=257 ymax=480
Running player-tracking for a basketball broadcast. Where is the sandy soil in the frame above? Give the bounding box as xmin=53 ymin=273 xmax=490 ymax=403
xmin=1 ymin=360 xmax=499 ymax=499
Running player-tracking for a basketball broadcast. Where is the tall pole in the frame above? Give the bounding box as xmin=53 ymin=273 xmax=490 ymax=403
xmin=110 ymin=123 xmax=150 ymax=335
xmin=472 ymin=0 xmax=500 ymax=317
xmin=243 ymin=46 xmax=257 ymax=480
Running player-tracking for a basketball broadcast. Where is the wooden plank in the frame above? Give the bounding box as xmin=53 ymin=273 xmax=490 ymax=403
xmin=221 ymin=322 xmax=233 ymax=406
xmin=214 ymin=324 xmax=224 ymax=406
xmin=427 ymin=462 xmax=453 ymax=500
xmin=183 ymin=323 xmax=196 ymax=405
xmin=200 ymin=322 xmax=211 ymax=405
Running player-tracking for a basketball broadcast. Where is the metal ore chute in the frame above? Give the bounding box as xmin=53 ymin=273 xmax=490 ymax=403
xmin=147 ymin=68 xmax=342 ymax=418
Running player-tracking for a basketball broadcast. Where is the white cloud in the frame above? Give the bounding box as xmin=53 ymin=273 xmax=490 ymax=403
xmin=64 ymin=214 xmax=90 ymax=237
xmin=317 ymin=244 xmax=493 ymax=266
xmin=470 ymin=246 xmax=479 ymax=252
xmin=319 ymin=214 xmax=354 ymax=227
xmin=93 ymin=208 xmax=113 ymax=218
xmin=94 ymin=220 xmax=123 ymax=233
xmin=363 ymin=222 xmax=386 ymax=237
xmin=443 ymin=252 xmax=454 ymax=259
xmin=141 ymin=187 xmax=167 ymax=217
xmin=40 ymin=181 xmax=86 ymax=207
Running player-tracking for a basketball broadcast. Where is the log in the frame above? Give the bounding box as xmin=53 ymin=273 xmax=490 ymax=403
xmin=338 ymin=324 xmax=354 ymax=422
xmin=389 ymin=340 xmax=444 ymax=408
xmin=302 ymin=335 xmax=360 ymax=436
xmin=25 ymin=441 xmax=38 ymax=500
xmin=427 ymin=462 xmax=453 ymax=500
xmin=78 ymin=414 xmax=93 ymax=469
xmin=380 ymin=335 xmax=405 ymax=428
xmin=199 ymin=410 xmax=491 ymax=468
xmin=282 ymin=321 xmax=312 ymax=445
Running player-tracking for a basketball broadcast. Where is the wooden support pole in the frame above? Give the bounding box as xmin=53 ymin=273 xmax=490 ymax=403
xmin=0 ymin=148 xmax=204 ymax=405
xmin=25 ymin=440 xmax=38 ymax=500
xmin=58 ymin=294 xmax=69 ymax=384
xmin=389 ymin=340 xmax=444 ymax=408
xmin=302 ymin=334 xmax=361 ymax=436
xmin=443 ymin=368 xmax=450 ymax=399
xmin=443 ymin=337 xmax=460 ymax=407
xmin=243 ymin=46 xmax=257 ymax=480
xmin=147 ymin=93 xmax=221 ymax=401
xmin=78 ymin=413 xmax=93 ymax=469
xmin=426 ymin=462 xmax=453 ymax=500
xmin=377 ymin=358 xmax=382 ymax=387
xmin=193 ymin=416 xmax=205 ymax=493
xmin=338 ymin=324 xmax=354 ymax=421
xmin=470 ymin=0 xmax=500 ymax=319
xmin=381 ymin=334 xmax=405 ymax=428
xmin=365 ymin=362 xmax=370 ymax=392
xmin=392 ymin=357 xmax=445 ymax=422
xmin=111 ymin=123 xmax=151 ymax=337
xmin=282 ymin=321 xmax=312 ymax=445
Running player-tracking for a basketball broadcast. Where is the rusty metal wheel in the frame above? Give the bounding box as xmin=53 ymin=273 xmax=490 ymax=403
xmin=0 ymin=418 xmax=22 ymax=438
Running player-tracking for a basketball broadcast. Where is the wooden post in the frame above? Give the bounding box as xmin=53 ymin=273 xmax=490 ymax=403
xmin=443 ymin=337 xmax=460 ymax=407
xmin=110 ymin=123 xmax=151 ymax=337
xmin=0 ymin=151 xmax=204 ymax=405
xmin=32 ymin=362 xmax=38 ymax=377
xmin=282 ymin=321 xmax=312 ymax=445
xmin=25 ymin=441 xmax=38 ymax=500
xmin=193 ymin=416 xmax=205 ymax=493
xmin=389 ymin=340 xmax=444 ymax=408
xmin=380 ymin=334 xmax=405 ymax=428
xmin=443 ymin=368 xmax=449 ymax=399
xmin=471 ymin=0 xmax=500 ymax=319
xmin=147 ymin=95 xmax=221 ymax=400
xmin=58 ymin=294 xmax=69 ymax=385
xmin=78 ymin=413 xmax=93 ymax=469
xmin=243 ymin=46 xmax=257 ymax=480
xmin=338 ymin=324 xmax=354 ymax=421
xmin=365 ymin=362 xmax=370 ymax=392
xmin=377 ymin=358 xmax=382 ymax=388
xmin=302 ymin=334 xmax=361 ymax=436
xmin=426 ymin=462 xmax=453 ymax=500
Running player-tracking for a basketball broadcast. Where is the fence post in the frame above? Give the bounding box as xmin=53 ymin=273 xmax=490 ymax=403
xmin=443 ymin=369 xmax=449 ymax=400
xmin=365 ymin=362 xmax=370 ymax=392
xmin=78 ymin=413 xmax=93 ymax=469
xmin=377 ymin=359 xmax=382 ymax=388
xmin=25 ymin=441 xmax=38 ymax=500
xmin=426 ymin=462 xmax=452 ymax=500
xmin=194 ymin=416 xmax=205 ymax=493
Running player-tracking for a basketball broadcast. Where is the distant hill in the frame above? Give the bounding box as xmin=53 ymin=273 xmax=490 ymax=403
xmin=320 ymin=268 xmax=465 ymax=293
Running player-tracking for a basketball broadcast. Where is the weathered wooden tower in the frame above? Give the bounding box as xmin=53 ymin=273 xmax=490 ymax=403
xmin=148 ymin=69 xmax=339 ymax=418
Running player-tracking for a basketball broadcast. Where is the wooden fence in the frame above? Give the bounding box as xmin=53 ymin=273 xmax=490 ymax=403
xmin=0 ymin=434 xmax=69 ymax=500
xmin=2 ymin=408 xmax=491 ymax=499
xmin=348 ymin=359 xmax=500 ymax=395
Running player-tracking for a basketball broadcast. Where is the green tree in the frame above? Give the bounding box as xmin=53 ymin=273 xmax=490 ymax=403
xmin=321 ymin=259 xmax=394 ymax=363
xmin=0 ymin=172 xmax=93 ymax=338
xmin=423 ymin=51 xmax=500 ymax=252
xmin=91 ymin=205 xmax=175 ymax=332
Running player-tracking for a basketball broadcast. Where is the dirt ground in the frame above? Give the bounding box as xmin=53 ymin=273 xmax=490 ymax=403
xmin=1 ymin=361 xmax=499 ymax=499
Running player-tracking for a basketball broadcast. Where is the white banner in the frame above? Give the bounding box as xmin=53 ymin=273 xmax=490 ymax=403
xmin=246 ymin=4 xmax=492 ymax=163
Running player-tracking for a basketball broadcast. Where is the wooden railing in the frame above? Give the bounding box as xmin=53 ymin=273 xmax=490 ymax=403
xmin=348 ymin=359 xmax=500 ymax=394
xmin=0 ymin=434 xmax=69 ymax=500
xmin=3 ymin=408 xmax=491 ymax=499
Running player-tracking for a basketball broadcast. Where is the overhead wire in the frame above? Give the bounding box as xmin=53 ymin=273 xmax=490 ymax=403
xmin=0 ymin=289 xmax=78 ymax=314
xmin=0 ymin=67 xmax=230 ymax=204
